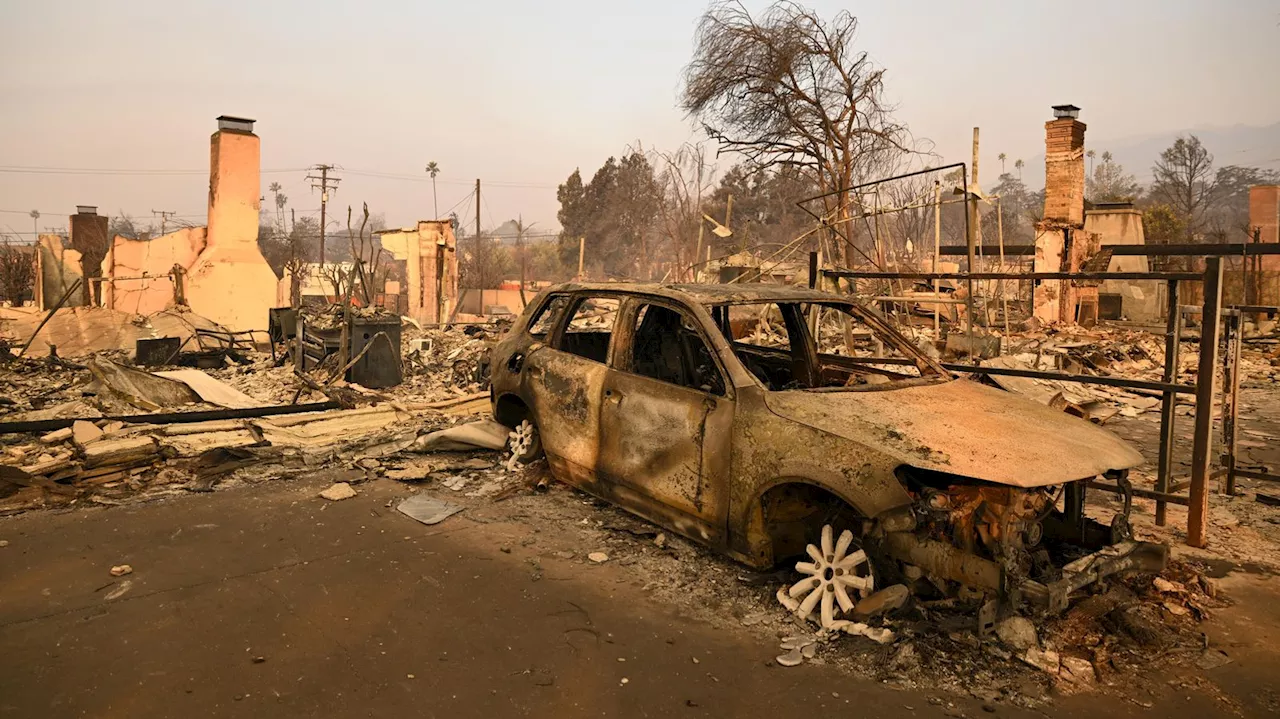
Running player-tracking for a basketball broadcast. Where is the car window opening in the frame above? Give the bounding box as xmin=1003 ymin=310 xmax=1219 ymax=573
xmin=708 ymin=301 xmax=947 ymax=392
xmin=527 ymin=294 xmax=570 ymax=341
xmin=631 ymin=304 xmax=725 ymax=395
xmin=556 ymin=296 xmax=619 ymax=363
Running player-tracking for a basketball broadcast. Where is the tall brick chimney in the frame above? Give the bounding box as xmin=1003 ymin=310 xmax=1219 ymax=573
xmin=1042 ymin=105 xmax=1086 ymax=227
xmin=183 ymin=116 xmax=278 ymax=331
xmin=206 ymin=116 xmax=259 ymax=250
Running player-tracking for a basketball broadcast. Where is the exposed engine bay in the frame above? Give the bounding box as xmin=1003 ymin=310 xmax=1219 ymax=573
xmin=913 ymin=480 xmax=1064 ymax=587
xmin=883 ymin=466 xmax=1168 ymax=622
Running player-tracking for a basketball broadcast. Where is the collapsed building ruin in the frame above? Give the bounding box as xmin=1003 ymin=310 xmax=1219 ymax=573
xmin=34 ymin=117 xmax=283 ymax=333
xmin=373 ymin=221 xmax=459 ymax=324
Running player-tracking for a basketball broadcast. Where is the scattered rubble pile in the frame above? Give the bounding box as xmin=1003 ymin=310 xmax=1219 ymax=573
xmin=0 ymin=305 xmax=225 ymax=358
xmin=942 ymin=321 xmax=1280 ymax=423
xmin=401 ymin=321 xmax=507 ymax=394
xmin=0 ymin=303 xmax=511 ymax=514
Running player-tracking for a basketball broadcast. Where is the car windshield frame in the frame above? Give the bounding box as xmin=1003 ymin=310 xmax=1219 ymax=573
xmin=702 ymin=297 xmax=951 ymax=390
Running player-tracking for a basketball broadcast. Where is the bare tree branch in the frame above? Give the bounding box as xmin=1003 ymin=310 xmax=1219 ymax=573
xmin=682 ymin=1 xmax=920 ymax=265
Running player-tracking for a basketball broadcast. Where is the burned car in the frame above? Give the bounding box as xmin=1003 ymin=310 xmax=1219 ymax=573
xmin=489 ymin=283 xmax=1166 ymax=619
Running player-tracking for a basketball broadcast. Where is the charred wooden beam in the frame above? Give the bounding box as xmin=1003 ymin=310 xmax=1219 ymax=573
xmin=0 ymin=401 xmax=341 ymax=435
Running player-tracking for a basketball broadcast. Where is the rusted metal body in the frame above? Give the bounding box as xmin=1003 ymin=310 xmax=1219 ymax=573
xmin=489 ymin=282 xmax=1160 ymax=606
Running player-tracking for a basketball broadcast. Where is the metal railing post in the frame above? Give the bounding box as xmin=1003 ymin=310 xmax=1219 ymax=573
xmin=1222 ymin=311 xmax=1242 ymax=496
xmin=1155 ymin=279 xmax=1181 ymax=527
xmin=1188 ymin=257 xmax=1224 ymax=548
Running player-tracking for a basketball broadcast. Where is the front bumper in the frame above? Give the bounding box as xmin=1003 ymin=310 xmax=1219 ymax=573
xmin=882 ymin=533 xmax=1169 ymax=616
xmin=1021 ymin=540 xmax=1169 ymax=614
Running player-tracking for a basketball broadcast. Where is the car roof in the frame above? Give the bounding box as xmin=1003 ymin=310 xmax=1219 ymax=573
xmin=544 ymin=282 xmax=851 ymax=305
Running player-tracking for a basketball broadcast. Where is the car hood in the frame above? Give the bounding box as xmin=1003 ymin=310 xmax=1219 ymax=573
xmin=763 ymin=378 xmax=1144 ymax=487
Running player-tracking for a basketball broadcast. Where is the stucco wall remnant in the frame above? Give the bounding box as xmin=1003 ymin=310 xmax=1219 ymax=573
xmin=1084 ymin=207 xmax=1158 ymax=322
xmin=101 ymin=227 xmax=207 ymax=316
xmin=35 ymin=235 xmax=87 ymax=310
xmin=377 ymin=221 xmax=458 ymax=324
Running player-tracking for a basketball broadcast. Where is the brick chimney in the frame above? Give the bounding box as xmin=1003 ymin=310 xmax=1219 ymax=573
xmin=69 ymin=204 xmax=108 ymax=305
xmin=206 ymin=116 xmax=259 ymax=250
xmin=1042 ymin=105 xmax=1086 ymax=227
xmin=183 ymin=116 xmax=278 ymax=331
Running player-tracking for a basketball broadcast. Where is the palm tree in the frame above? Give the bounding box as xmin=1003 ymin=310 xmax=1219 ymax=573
xmin=1014 ymin=159 xmax=1024 ymax=180
xmin=268 ymin=182 xmax=287 ymax=233
xmin=425 ymin=161 xmax=440 ymax=219
xmin=1087 ymin=149 xmax=1096 ymax=176
xmin=998 ymin=153 xmax=1007 ymax=175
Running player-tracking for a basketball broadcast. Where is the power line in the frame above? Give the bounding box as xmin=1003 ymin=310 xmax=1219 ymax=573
xmin=304 ymin=168 xmax=559 ymax=189
xmin=0 ymin=164 xmax=560 ymax=188
xmin=0 ymin=165 xmax=307 ymax=176
xmin=440 ymin=190 xmax=475 ymax=220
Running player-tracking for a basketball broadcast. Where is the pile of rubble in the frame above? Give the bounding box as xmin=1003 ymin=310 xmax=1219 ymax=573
xmin=402 ymin=321 xmax=507 ymax=388
xmin=0 ymin=303 xmax=507 ymax=514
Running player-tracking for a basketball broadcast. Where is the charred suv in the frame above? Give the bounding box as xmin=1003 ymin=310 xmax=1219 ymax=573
xmin=488 ymin=283 xmax=1166 ymax=617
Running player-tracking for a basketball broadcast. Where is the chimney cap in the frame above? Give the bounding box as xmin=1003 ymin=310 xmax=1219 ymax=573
xmin=1052 ymin=104 xmax=1081 ymax=119
xmin=75 ymin=205 xmax=97 ymax=215
xmin=216 ymin=115 xmax=256 ymax=132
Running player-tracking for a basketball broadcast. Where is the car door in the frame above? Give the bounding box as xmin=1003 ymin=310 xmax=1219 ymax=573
xmin=523 ymin=293 xmax=619 ymax=486
xmin=596 ymin=298 xmax=734 ymax=546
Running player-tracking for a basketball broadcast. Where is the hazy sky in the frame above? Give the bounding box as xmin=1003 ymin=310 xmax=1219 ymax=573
xmin=2 ymin=0 xmax=1278 ymax=238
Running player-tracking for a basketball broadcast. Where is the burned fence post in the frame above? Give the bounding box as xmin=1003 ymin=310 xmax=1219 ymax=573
xmin=1155 ymin=279 xmax=1181 ymax=527
xmin=1187 ymin=257 xmax=1224 ymax=548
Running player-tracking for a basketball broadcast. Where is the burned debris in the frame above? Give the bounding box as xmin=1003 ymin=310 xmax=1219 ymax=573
xmin=2 ymin=92 xmax=1279 ymax=718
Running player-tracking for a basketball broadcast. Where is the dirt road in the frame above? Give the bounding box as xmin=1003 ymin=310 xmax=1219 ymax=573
xmin=1 ymin=476 xmax=1275 ymax=718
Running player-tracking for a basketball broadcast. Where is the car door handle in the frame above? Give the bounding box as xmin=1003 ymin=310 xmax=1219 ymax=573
xmin=604 ymin=388 xmax=622 ymax=403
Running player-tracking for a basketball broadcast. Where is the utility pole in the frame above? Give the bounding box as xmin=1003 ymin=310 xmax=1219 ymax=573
xmin=306 ymin=164 xmax=341 ymax=266
xmin=515 ymin=215 xmax=535 ymax=309
xmin=475 ymin=179 xmax=483 ymax=309
xmin=967 ymin=129 xmax=980 ymax=349
xmin=151 ymin=209 xmax=175 ymax=236
xmin=933 ymin=180 xmax=941 ymax=337
xmin=726 ymin=194 xmax=738 ymax=251
xmin=971 ymin=127 xmax=982 ymax=253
